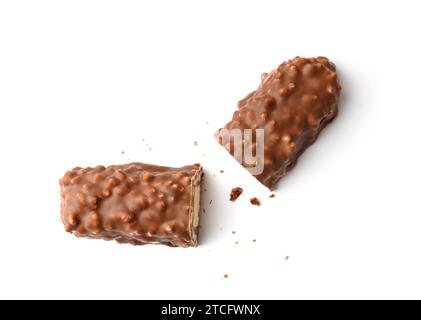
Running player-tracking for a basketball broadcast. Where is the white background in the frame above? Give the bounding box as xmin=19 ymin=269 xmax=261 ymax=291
xmin=1 ymin=0 xmax=420 ymax=300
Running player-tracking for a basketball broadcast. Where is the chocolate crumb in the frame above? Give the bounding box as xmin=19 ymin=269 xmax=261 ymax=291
xmin=269 ymin=194 xmax=275 ymax=198
xmin=121 ymin=150 xmax=125 ymax=155
xmin=220 ymin=170 xmax=224 ymax=173
xmin=209 ymin=200 xmax=213 ymax=206
xmin=223 ymin=274 xmax=229 ymax=279
xmin=193 ymin=141 xmax=198 ymax=146
xmin=250 ymin=197 xmax=261 ymax=206
xmin=253 ymin=239 xmax=256 ymax=243
xmin=232 ymin=231 xmax=236 ymax=234
xmin=235 ymin=241 xmax=239 ymax=245
xmin=229 ymin=187 xmax=243 ymax=202
xmin=285 ymin=256 xmax=289 ymax=261
xmin=202 ymin=208 xmax=206 ymax=214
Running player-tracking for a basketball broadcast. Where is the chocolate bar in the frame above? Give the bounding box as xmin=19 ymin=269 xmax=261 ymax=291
xmin=216 ymin=57 xmax=341 ymax=189
xmin=59 ymin=163 xmax=202 ymax=247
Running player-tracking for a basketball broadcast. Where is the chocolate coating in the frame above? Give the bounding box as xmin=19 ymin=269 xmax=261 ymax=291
xmin=59 ymin=163 xmax=202 ymax=247
xmin=217 ymin=57 xmax=341 ymax=189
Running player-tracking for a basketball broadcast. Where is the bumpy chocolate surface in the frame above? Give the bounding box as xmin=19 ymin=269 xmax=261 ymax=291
xmin=217 ymin=57 xmax=341 ymax=189
xmin=59 ymin=163 xmax=202 ymax=247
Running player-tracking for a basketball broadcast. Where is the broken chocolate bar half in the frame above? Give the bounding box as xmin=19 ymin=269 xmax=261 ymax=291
xmin=216 ymin=56 xmax=341 ymax=189
xmin=59 ymin=162 xmax=202 ymax=247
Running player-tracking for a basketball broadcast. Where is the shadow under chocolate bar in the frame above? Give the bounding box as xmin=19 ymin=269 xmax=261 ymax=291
xmin=216 ymin=56 xmax=341 ymax=189
xmin=59 ymin=163 xmax=202 ymax=247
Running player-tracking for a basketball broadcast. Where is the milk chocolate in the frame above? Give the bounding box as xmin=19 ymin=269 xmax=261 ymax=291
xmin=229 ymin=187 xmax=243 ymax=202
xmin=59 ymin=163 xmax=202 ymax=247
xmin=216 ymin=57 xmax=341 ymax=189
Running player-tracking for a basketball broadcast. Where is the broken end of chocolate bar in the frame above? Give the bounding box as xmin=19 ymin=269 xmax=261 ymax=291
xmin=215 ymin=56 xmax=341 ymax=189
xmin=59 ymin=162 xmax=203 ymax=248
xmin=190 ymin=166 xmax=202 ymax=246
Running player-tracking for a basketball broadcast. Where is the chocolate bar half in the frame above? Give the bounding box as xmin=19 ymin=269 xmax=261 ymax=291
xmin=59 ymin=163 xmax=202 ymax=247
xmin=216 ymin=57 xmax=341 ymax=189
